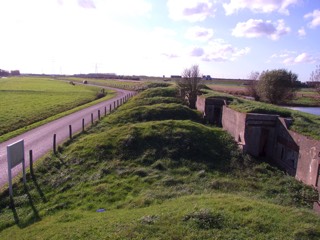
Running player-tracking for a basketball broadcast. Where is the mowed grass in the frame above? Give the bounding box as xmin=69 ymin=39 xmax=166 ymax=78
xmin=66 ymin=77 xmax=146 ymax=90
xmin=0 ymin=77 xmax=115 ymax=140
xmin=0 ymin=86 xmax=319 ymax=239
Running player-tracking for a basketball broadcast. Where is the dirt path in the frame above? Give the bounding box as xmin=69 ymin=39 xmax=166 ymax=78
xmin=0 ymin=85 xmax=134 ymax=189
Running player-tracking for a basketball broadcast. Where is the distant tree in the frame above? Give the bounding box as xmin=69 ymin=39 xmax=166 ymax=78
xmin=176 ymin=65 xmax=203 ymax=109
xmin=246 ymin=71 xmax=260 ymax=100
xmin=257 ymin=69 xmax=298 ymax=104
xmin=10 ymin=70 xmax=20 ymax=76
xmin=0 ymin=69 xmax=10 ymax=77
xmin=310 ymin=65 xmax=320 ymax=95
xmin=248 ymin=71 xmax=260 ymax=80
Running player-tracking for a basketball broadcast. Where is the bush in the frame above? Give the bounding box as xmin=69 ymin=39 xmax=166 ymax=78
xmin=257 ymin=69 xmax=298 ymax=104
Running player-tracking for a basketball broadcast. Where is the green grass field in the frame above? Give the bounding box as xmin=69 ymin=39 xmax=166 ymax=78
xmin=65 ymin=77 xmax=147 ymax=90
xmin=0 ymin=77 xmax=115 ymax=141
xmin=0 ymin=86 xmax=319 ymax=239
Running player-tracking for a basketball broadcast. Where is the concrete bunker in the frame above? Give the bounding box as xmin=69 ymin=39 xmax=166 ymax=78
xmin=196 ymin=96 xmax=229 ymax=126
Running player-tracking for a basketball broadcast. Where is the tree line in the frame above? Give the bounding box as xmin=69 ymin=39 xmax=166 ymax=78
xmin=0 ymin=69 xmax=20 ymax=77
xmin=177 ymin=64 xmax=320 ymax=109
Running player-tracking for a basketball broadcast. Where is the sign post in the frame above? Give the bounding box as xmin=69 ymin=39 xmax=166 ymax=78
xmin=7 ymin=139 xmax=26 ymax=197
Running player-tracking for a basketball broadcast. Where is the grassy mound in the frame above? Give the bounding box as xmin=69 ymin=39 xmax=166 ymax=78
xmin=120 ymin=96 xmax=184 ymax=110
xmin=146 ymin=82 xmax=172 ymax=88
xmin=135 ymin=87 xmax=178 ymax=99
xmin=68 ymin=120 xmax=237 ymax=167
xmin=106 ymin=104 xmax=202 ymax=125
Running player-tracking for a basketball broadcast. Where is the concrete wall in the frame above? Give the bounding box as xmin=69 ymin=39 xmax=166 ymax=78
xmin=272 ymin=118 xmax=299 ymax=176
xmin=196 ymin=96 xmax=206 ymax=116
xmin=221 ymin=106 xmax=246 ymax=149
xmin=289 ymin=129 xmax=320 ymax=188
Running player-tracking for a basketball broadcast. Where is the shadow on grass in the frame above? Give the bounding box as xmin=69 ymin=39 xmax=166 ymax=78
xmin=6 ymin=168 xmax=46 ymax=230
xmin=9 ymin=183 xmax=42 ymax=229
xmin=30 ymin=166 xmax=47 ymax=203
xmin=9 ymin=195 xmax=19 ymax=226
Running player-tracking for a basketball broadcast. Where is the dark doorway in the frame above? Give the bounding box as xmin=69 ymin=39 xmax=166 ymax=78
xmin=259 ymin=128 xmax=269 ymax=156
xmin=317 ymin=165 xmax=320 ymax=191
xmin=213 ymin=106 xmax=222 ymax=126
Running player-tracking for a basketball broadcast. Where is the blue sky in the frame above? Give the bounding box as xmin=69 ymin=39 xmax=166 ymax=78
xmin=0 ymin=0 xmax=319 ymax=81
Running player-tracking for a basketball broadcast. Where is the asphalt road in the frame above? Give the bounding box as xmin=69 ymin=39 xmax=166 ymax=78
xmin=0 ymin=85 xmax=134 ymax=189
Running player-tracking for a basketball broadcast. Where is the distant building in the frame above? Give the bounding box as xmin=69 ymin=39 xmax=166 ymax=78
xmin=306 ymin=81 xmax=320 ymax=87
xmin=171 ymin=75 xmax=181 ymax=79
xmin=202 ymin=75 xmax=212 ymax=80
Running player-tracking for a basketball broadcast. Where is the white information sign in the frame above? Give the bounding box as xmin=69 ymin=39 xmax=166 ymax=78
xmin=7 ymin=140 xmax=24 ymax=168
xmin=7 ymin=139 xmax=26 ymax=197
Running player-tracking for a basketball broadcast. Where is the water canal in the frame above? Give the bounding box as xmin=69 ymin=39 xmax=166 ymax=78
xmin=287 ymin=107 xmax=320 ymax=116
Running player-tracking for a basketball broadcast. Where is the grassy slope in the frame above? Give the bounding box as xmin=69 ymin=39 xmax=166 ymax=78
xmin=0 ymin=77 xmax=116 ymax=142
xmin=0 ymin=87 xmax=319 ymax=239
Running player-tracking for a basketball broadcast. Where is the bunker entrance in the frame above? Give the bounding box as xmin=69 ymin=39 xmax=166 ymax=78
xmin=213 ymin=106 xmax=222 ymax=127
xmin=259 ymin=128 xmax=269 ymax=157
xmin=204 ymin=98 xmax=226 ymax=126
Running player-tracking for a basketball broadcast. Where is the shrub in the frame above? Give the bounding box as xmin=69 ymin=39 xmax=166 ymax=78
xmin=257 ymin=69 xmax=298 ymax=104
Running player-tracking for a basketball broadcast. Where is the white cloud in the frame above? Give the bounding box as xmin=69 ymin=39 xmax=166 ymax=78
xmin=190 ymin=47 xmax=205 ymax=56
xmin=283 ymin=52 xmax=316 ymax=65
xmin=98 ymin=0 xmax=152 ymax=17
xmin=0 ymin=0 xmax=158 ymax=75
xmin=77 ymin=0 xmax=95 ymax=8
xmin=297 ymin=27 xmax=306 ymax=37
xmin=223 ymin=0 xmax=298 ymax=15
xmin=56 ymin=0 xmax=152 ymax=15
xmin=304 ymin=9 xmax=320 ymax=28
xmin=294 ymin=53 xmax=310 ymax=63
xmin=232 ymin=19 xmax=290 ymax=40
xmin=271 ymin=52 xmax=291 ymax=59
xmin=200 ymin=39 xmax=250 ymax=62
xmin=167 ymin=0 xmax=215 ymax=22
xmin=270 ymin=52 xmax=316 ymax=65
xmin=152 ymin=27 xmax=177 ymax=37
xmin=185 ymin=26 xmax=214 ymax=41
